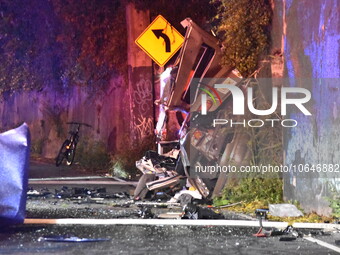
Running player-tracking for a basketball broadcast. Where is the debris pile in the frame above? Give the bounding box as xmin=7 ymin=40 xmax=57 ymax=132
xmin=27 ymin=186 xmax=129 ymax=202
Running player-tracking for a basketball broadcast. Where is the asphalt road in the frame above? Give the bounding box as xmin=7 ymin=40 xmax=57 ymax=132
xmin=23 ymin=155 xmax=340 ymax=255
xmin=29 ymin=159 xmax=136 ymax=195
xmin=29 ymin=159 xmax=97 ymax=179
xmin=1 ymin=224 xmax=340 ymax=255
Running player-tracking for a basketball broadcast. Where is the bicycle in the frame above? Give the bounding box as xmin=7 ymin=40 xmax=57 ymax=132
xmin=55 ymin=122 xmax=92 ymax=167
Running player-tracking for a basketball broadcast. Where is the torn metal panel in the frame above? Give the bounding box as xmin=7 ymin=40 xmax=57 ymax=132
xmin=166 ymin=18 xmax=233 ymax=111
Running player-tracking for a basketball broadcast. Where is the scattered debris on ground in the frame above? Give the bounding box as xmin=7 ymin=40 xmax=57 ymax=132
xmin=38 ymin=235 xmax=110 ymax=242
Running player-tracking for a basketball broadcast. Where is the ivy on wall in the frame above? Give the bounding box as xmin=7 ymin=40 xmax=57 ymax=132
xmin=0 ymin=0 xmax=271 ymax=94
xmin=53 ymin=0 xmax=127 ymax=87
xmin=132 ymin=0 xmax=216 ymax=34
xmin=0 ymin=0 xmax=126 ymax=95
xmin=0 ymin=0 xmax=60 ymax=94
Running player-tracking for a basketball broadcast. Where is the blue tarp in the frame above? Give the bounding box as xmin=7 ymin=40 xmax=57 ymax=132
xmin=0 ymin=123 xmax=30 ymax=226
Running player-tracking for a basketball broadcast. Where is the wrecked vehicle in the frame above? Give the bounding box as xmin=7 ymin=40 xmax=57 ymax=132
xmin=135 ymin=18 xmax=251 ymax=201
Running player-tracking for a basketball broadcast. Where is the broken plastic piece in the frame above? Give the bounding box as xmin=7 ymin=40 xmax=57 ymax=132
xmin=178 ymin=193 xmax=194 ymax=206
xmin=279 ymin=236 xmax=297 ymax=241
xmin=0 ymin=123 xmax=30 ymax=226
xmin=38 ymin=235 xmax=110 ymax=242
xmin=55 ymin=186 xmax=72 ymax=199
xmin=153 ymin=191 xmax=169 ymax=201
xmin=169 ymin=189 xmax=202 ymax=205
xmin=137 ymin=206 xmax=154 ymax=219
xmin=182 ymin=203 xmax=224 ymax=219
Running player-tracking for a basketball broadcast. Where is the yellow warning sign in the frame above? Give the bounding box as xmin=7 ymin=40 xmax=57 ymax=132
xmin=135 ymin=15 xmax=184 ymax=67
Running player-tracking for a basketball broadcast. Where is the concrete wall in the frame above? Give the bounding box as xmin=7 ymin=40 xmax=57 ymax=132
xmin=126 ymin=4 xmax=154 ymax=144
xmin=0 ymin=75 xmax=130 ymax=158
xmin=0 ymin=4 xmax=155 ymax=160
xmin=275 ymin=0 xmax=340 ymax=215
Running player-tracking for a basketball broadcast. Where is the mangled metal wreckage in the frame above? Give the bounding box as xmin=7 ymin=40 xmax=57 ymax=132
xmin=134 ymin=18 xmax=251 ymax=201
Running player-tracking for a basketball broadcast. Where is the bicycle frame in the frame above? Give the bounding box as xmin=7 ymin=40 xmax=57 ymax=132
xmin=55 ymin=122 xmax=91 ymax=167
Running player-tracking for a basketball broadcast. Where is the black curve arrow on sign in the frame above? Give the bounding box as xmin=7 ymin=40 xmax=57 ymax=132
xmin=152 ymin=29 xmax=171 ymax=52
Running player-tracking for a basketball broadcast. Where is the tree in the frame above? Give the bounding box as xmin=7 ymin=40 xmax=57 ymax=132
xmin=213 ymin=0 xmax=272 ymax=77
xmin=0 ymin=0 xmax=216 ymax=95
xmin=0 ymin=0 xmax=62 ymax=94
xmin=132 ymin=0 xmax=216 ymax=34
xmin=53 ymin=0 xmax=127 ymax=87
xmin=0 ymin=0 xmax=127 ymax=95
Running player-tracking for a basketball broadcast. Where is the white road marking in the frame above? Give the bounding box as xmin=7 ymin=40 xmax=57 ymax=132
xmin=304 ymin=236 xmax=340 ymax=254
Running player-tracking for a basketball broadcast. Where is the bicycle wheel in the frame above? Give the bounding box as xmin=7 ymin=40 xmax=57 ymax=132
xmin=55 ymin=140 xmax=69 ymax=166
xmin=66 ymin=142 xmax=77 ymax=166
